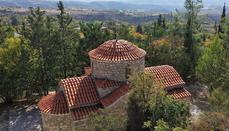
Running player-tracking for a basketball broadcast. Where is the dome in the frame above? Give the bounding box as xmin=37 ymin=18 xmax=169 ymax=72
xmin=89 ymin=39 xmax=146 ymax=62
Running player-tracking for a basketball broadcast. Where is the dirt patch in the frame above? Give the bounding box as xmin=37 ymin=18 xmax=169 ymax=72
xmin=186 ymin=82 xmax=212 ymax=122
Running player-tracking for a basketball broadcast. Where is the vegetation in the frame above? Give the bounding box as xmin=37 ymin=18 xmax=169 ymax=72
xmin=127 ymin=72 xmax=190 ymax=131
xmin=81 ymin=109 xmax=127 ymax=131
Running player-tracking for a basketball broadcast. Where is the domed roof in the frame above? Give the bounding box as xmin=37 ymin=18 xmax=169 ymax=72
xmin=89 ymin=39 xmax=146 ymax=62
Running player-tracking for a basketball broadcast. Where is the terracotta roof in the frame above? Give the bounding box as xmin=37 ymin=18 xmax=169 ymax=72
xmin=60 ymin=76 xmax=99 ymax=108
xmin=100 ymin=84 xmax=131 ymax=107
xmin=167 ymin=88 xmax=192 ymax=99
xmin=89 ymin=39 xmax=146 ymax=62
xmin=94 ymin=79 xmax=124 ymax=89
xmin=38 ymin=92 xmax=69 ymax=114
xmin=145 ymin=65 xmax=185 ymax=89
xmin=71 ymin=105 xmax=100 ymax=120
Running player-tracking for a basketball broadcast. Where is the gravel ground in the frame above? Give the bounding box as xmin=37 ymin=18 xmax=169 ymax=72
xmin=187 ymin=82 xmax=211 ymax=120
xmin=8 ymin=104 xmax=42 ymax=131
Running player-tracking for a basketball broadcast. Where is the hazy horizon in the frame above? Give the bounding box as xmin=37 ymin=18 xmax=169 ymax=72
xmin=0 ymin=0 xmax=226 ymax=7
xmin=46 ymin=0 xmax=226 ymax=6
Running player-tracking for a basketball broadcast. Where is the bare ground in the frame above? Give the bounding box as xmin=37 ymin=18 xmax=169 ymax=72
xmin=186 ymin=82 xmax=212 ymax=120
xmin=0 ymin=102 xmax=42 ymax=131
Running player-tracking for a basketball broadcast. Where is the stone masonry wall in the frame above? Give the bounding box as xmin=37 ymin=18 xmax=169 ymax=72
xmin=41 ymin=112 xmax=74 ymax=131
xmin=91 ymin=57 xmax=145 ymax=82
xmin=97 ymin=86 xmax=119 ymax=98
xmin=74 ymin=92 xmax=130 ymax=131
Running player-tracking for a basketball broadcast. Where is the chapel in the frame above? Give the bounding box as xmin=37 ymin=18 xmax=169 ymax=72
xmin=38 ymin=39 xmax=191 ymax=131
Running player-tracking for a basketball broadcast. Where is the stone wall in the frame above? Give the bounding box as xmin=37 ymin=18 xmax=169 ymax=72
xmin=41 ymin=112 xmax=74 ymax=131
xmin=74 ymin=92 xmax=130 ymax=131
xmin=91 ymin=57 xmax=145 ymax=82
xmin=97 ymin=86 xmax=119 ymax=98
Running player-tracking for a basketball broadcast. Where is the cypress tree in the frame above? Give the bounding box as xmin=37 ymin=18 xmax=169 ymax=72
xmin=153 ymin=22 xmax=157 ymax=36
xmin=184 ymin=16 xmax=193 ymax=57
xmin=222 ymin=3 xmax=226 ymax=18
xmin=162 ymin=16 xmax=166 ymax=29
xmin=136 ymin=24 xmax=143 ymax=34
xmin=57 ymin=1 xmax=72 ymax=78
xmin=158 ymin=14 xmax=162 ymax=26
xmin=218 ymin=3 xmax=226 ymax=34
xmin=214 ymin=21 xmax=218 ymax=34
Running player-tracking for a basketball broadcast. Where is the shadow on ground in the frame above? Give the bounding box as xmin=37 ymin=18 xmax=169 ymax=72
xmin=8 ymin=103 xmax=42 ymax=131
xmin=0 ymin=104 xmax=9 ymax=131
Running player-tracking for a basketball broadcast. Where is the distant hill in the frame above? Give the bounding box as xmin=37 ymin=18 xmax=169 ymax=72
xmin=0 ymin=0 xmax=182 ymax=13
xmin=0 ymin=0 xmax=226 ymax=13
xmin=123 ymin=0 xmax=226 ymax=6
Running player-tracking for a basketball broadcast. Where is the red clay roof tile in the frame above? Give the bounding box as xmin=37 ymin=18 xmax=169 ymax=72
xmin=70 ymin=105 xmax=100 ymax=120
xmin=167 ymin=88 xmax=192 ymax=99
xmin=94 ymin=79 xmax=124 ymax=89
xmin=60 ymin=76 xmax=99 ymax=108
xmin=145 ymin=65 xmax=185 ymax=89
xmin=38 ymin=92 xmax=69 ymax=114
xmin=100 ymin=84 xmax=131 ymax=107
xmin=89 ymin=40 xmax=146 ymax=62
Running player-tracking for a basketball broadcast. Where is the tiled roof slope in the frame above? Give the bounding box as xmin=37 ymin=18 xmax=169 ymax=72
xmin=89 ymin=39 xmax=146 ymax=62
xmin=145 ymin=65 xmax=185 ymax=89
xmin=94 ymin=79 xmax=124 ymax=89
xmin=59 ymin=76 xmax=99 ymax=108
xmin=168 ymin=88 xmax=191 ymax=99
xmin=100 ymin=84 xmax=131 ymax=107
xmin=38 ymin=92 xmax=69 ymax=114
xmin=71 ymin=105 xmax=100 ymax=120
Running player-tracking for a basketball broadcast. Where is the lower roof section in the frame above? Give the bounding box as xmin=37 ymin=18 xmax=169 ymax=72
xmin=94 ymin=79 xmax=124 ymax=89
xmin=38 ymin=92 xmax=69 ymax=115
xmin=167 ymin=87 xmax=191 ymax=99
xmin=145 ymin=65 xmax=185 ymax=89
xmin=100 ymin=84 xmax=131 ymax=107
xmin=59 ymin=76 xmax=99 ymax=108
